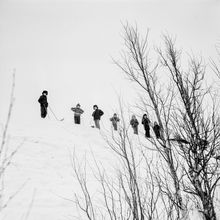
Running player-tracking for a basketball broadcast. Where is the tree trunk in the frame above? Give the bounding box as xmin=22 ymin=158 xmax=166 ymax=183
xmin=202 ymin=196 xmax=216 ymax=220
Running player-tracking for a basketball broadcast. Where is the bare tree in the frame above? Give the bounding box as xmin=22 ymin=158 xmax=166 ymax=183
xmin=72 ymin=153 xmax=97 ymax=220
xmin=0 ymin=70 xmax=21 ymax=211
xmin=210 ymin=41 xmax=220 ymax=80
xmin=115 ymin=24 xmax=220 ymax=219
xmin=115 ymin=24 xmax=186 ymax=219
xmin=158 ymin=35 xmax=220 ymax=220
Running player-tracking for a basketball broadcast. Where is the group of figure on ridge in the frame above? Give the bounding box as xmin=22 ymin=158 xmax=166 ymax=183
xmin=130 ymin=114 xmax=161 ymax=138
xmin=38 ymin=90 xmax=161 ymax=138
xmin=72 ymin=104 xmax=104 ymax=129
xmin=38 ymin=90 xmax=104 ymax=129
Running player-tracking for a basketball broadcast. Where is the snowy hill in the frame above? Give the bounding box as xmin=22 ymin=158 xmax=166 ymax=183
xmin=0 ymin=118 xmax=116 ymax=220
xmin=0 ymin=117 xmax=204 ymax=220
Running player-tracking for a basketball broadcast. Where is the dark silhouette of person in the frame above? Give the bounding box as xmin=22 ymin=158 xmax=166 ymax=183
xmin=130 ymin=115 xmax=139 ymax=135
xmin=110 ymin=113 xmax=120 ymax=131
xmin=92 ymin=105 xmax=104 ymax=129
xmin=153 ymin=121 xmax=161 ymax=139
xmin=38 ymin=90 xmax=48 ymax=118
xmin=142 ymin=114 xmax=151 ymax=138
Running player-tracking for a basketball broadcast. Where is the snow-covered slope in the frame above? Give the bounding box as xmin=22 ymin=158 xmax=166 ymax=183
xmin=0 ymin=118 xmax=115 ymax=220
xmin=0 ymin=117 xmax=204 ymax=220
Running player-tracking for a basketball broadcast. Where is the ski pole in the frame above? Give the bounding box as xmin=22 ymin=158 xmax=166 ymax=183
xmin=48 ymin=105 xmax=59 ymax=121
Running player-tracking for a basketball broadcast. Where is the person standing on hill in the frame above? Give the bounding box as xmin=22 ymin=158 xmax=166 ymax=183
xmin=38 ymin=90 xmax=48 ymax=118
xmin=71 ymin=103 xmax=84 ymax=124
xmin=142 ymin=114 xmax=151 ymax=138
xmin=110 ymin=113 xmax=120 ymax=131
xmin=153 ymin=121 xmax=161 ymax=139
xmin=92 ymin=105 xmax=104 ymax=129
xmin=130 ymin=115 xmax=139 ymax=135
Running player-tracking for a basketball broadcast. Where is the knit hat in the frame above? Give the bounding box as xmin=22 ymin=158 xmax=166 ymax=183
xmin=42 ymin=90 xmax=48 ymax=95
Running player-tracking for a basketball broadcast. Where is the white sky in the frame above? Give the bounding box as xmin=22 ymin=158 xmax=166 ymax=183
xmin=0 ymin=0 xmax=220 ymax=125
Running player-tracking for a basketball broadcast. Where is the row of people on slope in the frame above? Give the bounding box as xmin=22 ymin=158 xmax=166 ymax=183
xmin=130 ymin=114 xmax=161 ymax=138
xmin=72 ymin=104 xmax=161 ymax=138
xmin=38 ymin=90 xmax=161 ymax=138
xmin=72 ymin=103 xmax=161 ymax=138
xmin=73 ymin=104 xmax=118 ymax=130
xmin=38 ymin=91 xmax=105 ymax=129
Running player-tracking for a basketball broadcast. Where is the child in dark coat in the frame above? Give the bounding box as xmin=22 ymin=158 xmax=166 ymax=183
xmin=110 ymin=113 xmax=120 ymax=131
xmin=130 ymin=115 xmax=139 ymax=135
xmin=92 ymin=105 xmax=104 ymax=129
xmin=38 ymin=90 xmax=48 ymax=118
xmin=153 ymin=121 xmax=161 ymax=139
xmin=142 ymin=114 xmax=151 ymax=138
xmin=71 ymin=103 xmax=84 ymax=124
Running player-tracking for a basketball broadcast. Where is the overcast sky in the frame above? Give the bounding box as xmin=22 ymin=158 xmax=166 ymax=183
xmin=0 ymin=0 xmax=219 ymax=125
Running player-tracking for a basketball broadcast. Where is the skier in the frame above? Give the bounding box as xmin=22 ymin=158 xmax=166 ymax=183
xmin=110 ymin=113 xmax=120 ymax=131
xmin=92 ymin=105 xmax=104 ymax=129
xmin=38 ymin=90 xmax=48 ymax=118
xmin=71 ymin=103 xmax=84 ymax=124
xmin=153 ymin=121 xmax=161 ymax=139
xmin=130 ymin=115 xmax=139 ymax=135
xmin=142 ymin=114 xmax=151 ymax=138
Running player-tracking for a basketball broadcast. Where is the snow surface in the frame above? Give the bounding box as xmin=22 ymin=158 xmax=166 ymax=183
xmin=0 ymin=116 xmax=203 ymax=220
xmin=0 ymin=117 xmax=116 ymax=220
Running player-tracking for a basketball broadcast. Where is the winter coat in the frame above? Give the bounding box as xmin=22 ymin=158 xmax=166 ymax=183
xmin=38 ymin=94 xmax=48 ymax=107
xmin=92 ymin=109 xmax=104 ymax=120
xmin=153 ymin=124 xmax=161 ymax=138
xmin=71 ymin=107 xmax=84 ymax=116
xmin=110 ymin=116 xmax=120 ymax=125
xmin=142 ymin=117 xmax=150 ymax=130
xmin=130 ymin=118 xmax=139 ymax=128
